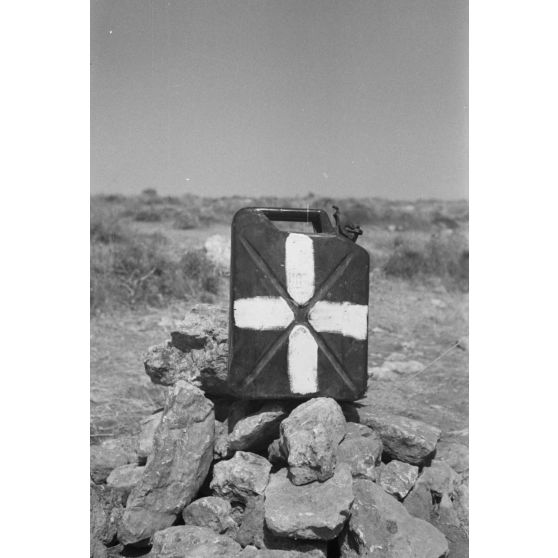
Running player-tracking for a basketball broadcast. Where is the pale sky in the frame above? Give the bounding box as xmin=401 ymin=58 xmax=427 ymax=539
xmin=91 ymin=0 xmax=468 ymax=199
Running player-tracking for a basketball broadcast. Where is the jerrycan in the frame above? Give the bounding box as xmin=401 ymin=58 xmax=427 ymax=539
xmin=228 ymin=207 xmax=369 ymax=401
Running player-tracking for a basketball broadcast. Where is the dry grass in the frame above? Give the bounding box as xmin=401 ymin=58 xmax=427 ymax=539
xmin=90 ymin=204 xmax=222 ymax=313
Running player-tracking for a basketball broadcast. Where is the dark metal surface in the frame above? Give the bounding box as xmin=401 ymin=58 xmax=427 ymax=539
xmin=228 ymin=207 xmax=370 ymax=401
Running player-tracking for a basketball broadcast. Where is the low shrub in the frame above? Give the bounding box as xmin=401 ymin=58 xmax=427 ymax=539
xmin=179 ymin=250 xmax=220 ymax=294
xmin=90 ymin=217 xmax=222 ymax=313
xmin=133 ymin=208 xmax=164 ymax=222
xmin=383 ymin=232 xmax=468 ymax=291
xmin=174 ymin=211 xmax=200 ymax=230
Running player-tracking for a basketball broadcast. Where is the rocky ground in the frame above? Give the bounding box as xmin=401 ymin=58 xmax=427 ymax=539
xmin=91 ymin=275 xmax=468 ymax=557
xmin=91 ymin=219 xmax=468 ymax=557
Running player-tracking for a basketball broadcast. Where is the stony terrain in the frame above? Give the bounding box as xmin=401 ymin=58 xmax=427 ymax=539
xmin=91 ymin=205 xmax=468 ymax=557
xmin=91 ymin=298 xmax=467 ymax=557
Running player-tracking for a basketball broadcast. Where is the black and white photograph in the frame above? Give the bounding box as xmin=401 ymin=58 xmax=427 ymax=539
xmin=6 ymin=1 xmax=558 ymax=556
xmin=90 ymin=1 xmax=468 ymax=556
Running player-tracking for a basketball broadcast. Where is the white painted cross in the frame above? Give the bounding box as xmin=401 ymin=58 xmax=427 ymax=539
xmin=234 ymin=233 xmax=368 ymax=394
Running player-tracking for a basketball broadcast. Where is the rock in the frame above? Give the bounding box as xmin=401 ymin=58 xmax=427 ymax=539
xmin=90 ymin=436 xmax=139 ymax=484
xmin=404 ymin=482 xmax=433 ymax=522
xmin=267 ymin=439 xmax=286 ymax=466
xmin=228 ymin=400 xmax=258 ymax=430
xmin=204 ymin=235 xmax=231 ymax=268
xmin=234 ymin=495 xmax=266 ymax=547
xmin=210 ymin=451 xmax=271 ymax=504
xmin=149 ymin=525 xmax=242 ymax=558
xmin=211 ymin=451 xmax=272 ymax=548
xmin=457 ymin=336 xmax=469 ymax=351
xmin=340 ymin=402 xmax=361 ymax=423
xmin=90 ymin=484 xmax=124 ymax=547
xmin=344 ymin=422 xmax=377 ymax=439
xmin=279 ymin=398 xmax=346 ymax=485
xmin=182 ymin=496 xmax=238 ymax=536
xmin=106 ymin=464 xmax=145 ymax=498
xmin=377 ymin=460 xmax=419 ymax=499
xmin=144 ymin=341 xmax=229 ymax=397
xmin=419 ymin=460 xmax=460 ymax=496
xmin=211 ymin=397 xmax=234 ymax=422
xmin=240 ymin=541 xmax=327 ymax=558
xmin=214 ymin=420 xmax=230 ymax=460
xmin=358 ymin=410 xmax=441 ymax=465
xmin=228 ymin=402 xmax=288 ymax=453
xmin=339 ymin=479 xmax=448 ymax=558
xmin=90 ymin=537 xmax=108 ymax=558
xmin=240 ymin=545 xmax=259 ymax=556
xmin=453 ymin=482 xmax=469 ymax=532
xmin=435 ymin=493 xmax=460 ymax=527
xmin=264 ymin=464 xmax=354 ymax=541
xmin=337 ymin=424 xmax=382 ymax=481
xmin=435 ymin=441 xmax=469 ymax=473
xmin=170 ymin=304 xmax=228 ymax=352
xmin=118 ymin=381 xmax=215 ymax=545
xmin=137 ymin=410 xmax=163 ymax=461
xmin=259 ymin=530 xmax=328 ymax=556
xmin=432 ymin=524 xmax=468 ymax=558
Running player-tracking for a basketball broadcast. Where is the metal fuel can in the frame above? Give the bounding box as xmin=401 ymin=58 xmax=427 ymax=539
xmin=228 ymin=207 xmax=369 ymax=401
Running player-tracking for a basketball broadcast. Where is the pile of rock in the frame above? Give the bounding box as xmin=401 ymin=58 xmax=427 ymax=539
xmin=91 ymin=305 xmax=468 ymax=558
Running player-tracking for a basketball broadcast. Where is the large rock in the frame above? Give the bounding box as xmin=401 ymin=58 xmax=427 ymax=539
xmin=404 ymin=482 xmax=433 ymax=522
xmin=118 ymin=381 xmax=215 ymax=545
xmin=149 ymin=525 xmax=242 ymax=558
xmin=211 ymin=451 xmax=271 ymax=503
xmin=279 ymin=398 xmax=346 ymax=485
xmin=169 ymin=304 xmax=228 ymax=352
xmin=258 ymin=531 xmax=328 ymax=556
xmin=90 ymin=537 xmax=108 ymax=558
xmin=234 ymin=494 xmax=266 ymax=548
xmin=264 ymin=463 xmax=354 ymax=541
xmin=377 ymin=460 xmax=419 ymax=500
xmin=435 ymin=493 xmax=460 ymax=527
xmin=434 ymin=441 xmax=469 ymax=474
xmin=453 ymin=482 xmax=469 ymax=532
xmin=106 ymin=464 xmax=145 ymax=499
xmin=144 ymin=305 xmax=229 ymax=396
xmin=228 ymin=402 xmax=288 ymax=454
xmin=91 ymin=484 xmax=124 ymax=547
xmin=90 ymin=436 xmax=139 ymax=484
xmin=207 ymin=451 xmax=266 ymax=546
xmin=337 ymin=423 xmax=382 ymax=480
xmin=144 ymin=341 xmax=229 ymax=396
xmin=214 ymin=419 xmax=230 ymax=460
xmin=358 ymin=410 xmax=441 ymax=465
xmin=345 ymin=422 xmax=378 ymax=439
xmin=228 ymin=400 xmax=259 ymax=431
xmin=418 ymin=460 xmax=460 ymax=497
xmin=137 ymin=410 xmax=163 ymax=461
xmin=182 ymin=496 xmax=238 ymax=536
xmin=339 ymin=479 xmax=448 ymax=558
xmin=210 ymin=451 xmax=272 ymax=548
xmin=267 ymin=439 xmax=287 ymax=466
xmin=240 ymin=544 xmax=326 ymax=557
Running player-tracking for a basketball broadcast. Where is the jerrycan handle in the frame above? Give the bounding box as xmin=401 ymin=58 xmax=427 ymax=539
xmin=255 ymin=207 xmax=335 ymax=233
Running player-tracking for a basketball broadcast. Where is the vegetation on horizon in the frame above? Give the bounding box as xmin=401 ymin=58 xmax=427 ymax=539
xmin=90 ymin=191 xmax=468 ymax=313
